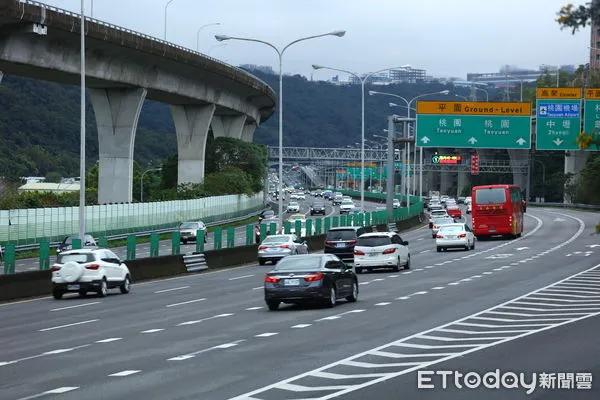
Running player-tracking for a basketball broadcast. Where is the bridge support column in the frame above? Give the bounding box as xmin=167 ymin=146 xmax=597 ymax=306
xmin=241 ymin=122 xmax=257 ymax=142
xmin=564 ymin=151 xmax=589 ymax=203
xmin=439 ymin=170 xmax=454 ymax=195
xmin=172 ymin=104 xmax=216 ymax=185
xmin=508 ymin=149 xmax=528 ymax=195
xmin=89 ymin=87 xmax=147 ymax=204
xmin=457 ymin=170 xmax=470 ymax=197
xmin=211 ymin=115 xmax=246 ymax=139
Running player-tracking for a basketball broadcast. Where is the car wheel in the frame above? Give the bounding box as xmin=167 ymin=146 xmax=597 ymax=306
xmin=266 ymin=300 xmax=280 ymax=311
xmin=97 ymin=278 xmax=108 ymax=297
xmin=325 ymin=287 xmax=337 ymax=308
xmin=120 ymin=275 xmax=131 ymax=294
xmin=355 ymin=267 xmax=362 ymax=274
xmin=392 ymin=258 xmax=400 ymax=272
xmin=53 ymin=290 xmax=63 ymax=300
xmin=258 ymin=258 xmax=266 ymax=265
xmin=182 ymin=239 xmax=187 ymax=244
xmin=471 ymin=241 xmax=475 ymax=250
xmin=404 ymin=255 xmax=411 ymax=269
xmin=437 ymin=246 xmax=442 ymax=252
xmin=346 ymin=280 xmax=358 ymax=302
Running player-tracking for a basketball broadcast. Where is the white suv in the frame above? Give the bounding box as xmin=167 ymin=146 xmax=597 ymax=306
xmin=51 ymin=249 xmax=131 ymax=299
xmin=353 ymin=232 xmax=410 ymax=273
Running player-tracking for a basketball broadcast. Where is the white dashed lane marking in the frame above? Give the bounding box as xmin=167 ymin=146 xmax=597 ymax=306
xmin=38 ymin=319 xmax=98 ymax=332
xmin=96 ymin=338 xmax=122 ymax=343
xmin=140 ymin=329 xmax=164 ymax=334
xmin=154 ymin=286 xmax=189 ymax=294
xmin=109 ymin=370 xmax=141 ymax=377
xmin=50 ymin=302 xmax=100 ymax=312
xmin=255 ymin=332 xmax=279 ymax=337
xmin=165 ymin=298 xmax=206 ymax=308
xmin=292 ymin=324 xmax=312 ymax=328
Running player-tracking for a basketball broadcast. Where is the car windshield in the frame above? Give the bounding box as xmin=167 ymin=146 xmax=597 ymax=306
xmin=475 ymin=188 xmax=507 ymax=204
xmin=341 ymin=200 xmax=353 ymax=205
xmin=357 ymin=236 xmax=392 ymax=247
xmin=431 ymin=210 xmax=447 ymax=215
xmin=439 ymin=225 xmax=464 ymax=233
xmin=434 ymin=217 xmax=455 ymax=225
xmin=57 ymin=253 xmax=96 ymax=264
xmin=274 ymin=256 xmax=321 ymax=271
xmin=326 ymin=230 xmax=356 ymax=241
xmin=263 ymin=235 xmax=290 ymax=244
xmin=312 ymin=202 xmax=324 ymax=207
xmin=180 ymin=222 xmax=199 ymax=229
xmin=288 ymin=202 xmax=299 ymax=206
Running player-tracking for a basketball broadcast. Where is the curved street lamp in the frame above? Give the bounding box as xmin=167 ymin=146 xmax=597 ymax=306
xmin=311 ymin=64 xmax=411 ymax=212
xmin=163 ymin=0 xmax=177 ymax=40
xmin=216 ymin=31 xmax=346 ymax=228
xmin=207 ymin=43 xmax=227 ymax=56
xmin=197 ymin=22 xmax=221 ymax=51
xmin=140 ymin=167 xmax=162 ymax=202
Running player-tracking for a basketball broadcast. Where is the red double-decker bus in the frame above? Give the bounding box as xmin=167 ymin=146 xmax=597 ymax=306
xmin=471 ymin=184 xmax=524 ymax=239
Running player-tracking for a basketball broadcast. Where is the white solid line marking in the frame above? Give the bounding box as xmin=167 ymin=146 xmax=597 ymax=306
xmin=246 ymin=307 xmax=263 ymax=310
xmin=253 ymin=286 xmax=263 ymax=290
xmin=96 ymin=338 xmax=122 ymax=343
xmin=229 ymin=274 xmax=254 ymax=281
xmin=166 ymin=298 xmax=206 ymax=307
xmin=46 ymin=387 xmax=79 ymax=394
xmin=39 ymin=319 xmax=98 ymax=332
xmin=154 ymin=286 xmax=190 ymax=293
xmin=432 ymin=287 xmax=445 ymax=290
xmin=109 ymin=370 xmax=141 ymax=377
xmin=141 ymin=329 xmax=164 ymax=334
xmin=375 ymin=302 xmax=391 ymax=306
xmin=50 ymin=302 xmax=100 ymax=311
xmin=292 ymin=324 xmax=312 ymax=328
xmin=255 ymin=332 xmax=279 ymax=337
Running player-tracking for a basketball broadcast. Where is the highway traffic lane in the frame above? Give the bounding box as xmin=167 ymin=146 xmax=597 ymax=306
xmin=1 ymin=210 xmax=589 ymax=399
xmin=16 ymin=217 xmax=595 ymax=400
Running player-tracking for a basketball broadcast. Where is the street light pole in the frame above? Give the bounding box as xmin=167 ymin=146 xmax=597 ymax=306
xmin=312 ymin=64 xmax=411 ymax=213
xmin=216 ymin=31 xmax=346 ymax=229
xmin=140 ymin=167 xmax=162 ymax=202
xmin=196 ymin=22 xmax=221 ymax=52
xmin=164 ymin=0 xmax=176 ymax=40
xmin=79 ymin=0 xmax=86 ymax=242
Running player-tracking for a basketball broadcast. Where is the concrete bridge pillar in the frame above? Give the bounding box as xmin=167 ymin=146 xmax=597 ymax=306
xmin=564 ymin=151 xmax=589 ymax=203
xmin=211 ymin=115 xmax=247 ymax=139
xmin=439 ymin=170 xmax=454 ymax=195
xmin=171 ymin=104 xmax=216 ymax=185
xmin=241 ymin=122 xmax=257 ymax=142
xmin=457 ymin=170 xmax=470 ymax=197
xmin=508 ymin=149 xmax=529 ymax=195
xmin=89 ymin=87 xmax=147 ymax=204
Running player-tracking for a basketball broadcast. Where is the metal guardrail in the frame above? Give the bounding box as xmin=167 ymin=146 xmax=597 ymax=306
xmin=530 ymin=202 xmax=600 ymax=210
xmin=13 ymin=207 xmax=266 ymax=252
xmin=183 ymin=253 xmax=208 ymax=272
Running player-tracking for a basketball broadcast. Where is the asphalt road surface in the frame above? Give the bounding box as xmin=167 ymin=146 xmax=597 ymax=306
xmin=7 ymin=196 xmax=383 ymax=274
xmin=1 ymin=207 xmax=598 ymax=400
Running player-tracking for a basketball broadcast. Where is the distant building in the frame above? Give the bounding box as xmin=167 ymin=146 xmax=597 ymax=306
xmin=18 ymin=182 xmax=80 ymax=194
xmin=467 ymin=64 xmax=577 ymax=86
xmin=389 ymin=67 xmax=426 ymax=83
xmin=591 ymin=24 xmax=600 ymax=69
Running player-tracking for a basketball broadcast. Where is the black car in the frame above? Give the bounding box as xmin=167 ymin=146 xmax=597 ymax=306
xmin=310 ymin=200 xmax=326 ymax=215
xmin=324 ymin=226 xmax=366 ymax=263
xmin=56 ymin=234 xmax=98 ymax=254
xmin=263 ymin=254 xmax=358 ymax=310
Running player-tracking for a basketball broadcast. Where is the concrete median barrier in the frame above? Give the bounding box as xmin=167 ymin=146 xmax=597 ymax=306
xmin=125 ymin=254 xmax=187 ymax=282
xmin=204 ymin=244 xmax=259 ymax=269
xmin=0 ymin=270 xmax=51 ymax=302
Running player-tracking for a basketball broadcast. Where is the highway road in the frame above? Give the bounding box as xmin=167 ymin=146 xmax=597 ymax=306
xmin=1 ymin=207 xmax=598 ymax=400
xmin=6 ymin=195 xmax=383 ymax=274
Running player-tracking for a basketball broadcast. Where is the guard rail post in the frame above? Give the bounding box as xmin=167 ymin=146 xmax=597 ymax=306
xmin=126 ymin=235 xmax=136 ymax=260
xmin=324 ymin=217 xmax=331 ymax=232
xmin=172 ymin=231 xmax=181 ymax=255
xmin=72 ymin=238 xmax=82 ymax=250
xmin=196 ymin=229 xmax=205 ymax=253
xmin=4 ymin=244 xmax=15 ymax=274
xmin=365 ymin=213 xmax=371 ymax=226
xmin=340 ymin=215 xmax=347 ymax=227
xmin=226 ymin=227 xmax=235 ymax=248
xmin=150 ymin=233 xmax=159 ymax=257
xmin=214 ymin=228 xmax=222 ymax=250
xmin=269 ymin=222 xmax=277 ymax=235
xmin=295 ymin=220 xmax=302 ymax=237
xmin=315 ymin=218 xmax=322 ymax=235
xmin=284 ymin=221 xmax=291 ymax=234
xmin=305 ymin=219 xmax=313 ymax=236
xmin=332 ymin=216 xmax=339 ymax=228
xmin=246 ymin=224 xmax=253 ymax=245
xmin=39 ymin=241 xmax=50 ymax=271
xmin=260 ymin=224 xmax=267 ymax=242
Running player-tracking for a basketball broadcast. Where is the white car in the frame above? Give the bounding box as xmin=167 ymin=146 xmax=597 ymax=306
xmin=295 ymin=192 xmax=306 ymax=200
xmin=435 ymin=223 xmax=476 ymax=252
xmin=51 ymin=249 xmax=131 ymax=299
xmin=393 ymin=199 xmax=401 ymax=209
xmin=339 ymin=199 xmax=355 ymax=214
xmin=353 ymin=232 xmax=410 ymax=273
xmin=466 ymin=203 xmax=472 ymax=214
xmin=428 ymin=209 xmax=449 ymax=227
xmin=464 ymin=196 xmax=472 ymax=205
xmin=287 ymin=201 xmax=300 ymax=213
xmin=431 ymin=216 xmax=456 ymax=238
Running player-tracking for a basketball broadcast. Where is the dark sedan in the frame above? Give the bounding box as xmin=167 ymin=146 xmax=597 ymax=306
xmin=263 ymin=254 xmax=358 ymax=310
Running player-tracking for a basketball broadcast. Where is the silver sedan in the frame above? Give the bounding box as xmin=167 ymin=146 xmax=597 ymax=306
xmin=258 ymin=234 xmax=309 ymax=265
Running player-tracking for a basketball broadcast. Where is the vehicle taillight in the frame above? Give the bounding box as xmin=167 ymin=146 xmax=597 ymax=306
xmin=304 ymin=272 xmax=324 ymax=282
xmin=85 ymin=264 xmax=100 ymax=270
xmin=264 ymin=275 xmax=280 ymax=283
xmin=383 ymin=248 xmax=396 ymax=254
xmin=458 ymin=233 xmax=466 ymax=238
xmin=436 ymin=234 xmax=443 ymax=238
xmin=51 ymin=265 xmax=61 ymax=272
xmin=279 ymin=244 xmax=291 ymax=249
xmin=347 ymin=240 xmax=356 ymax=245
xmin=354 ymin=249 xmax=365 ymax=255
xmin=258 ymin=245 xmax=268 ymax=250
xmin=325 ymin=241 xmax=336 ymax=245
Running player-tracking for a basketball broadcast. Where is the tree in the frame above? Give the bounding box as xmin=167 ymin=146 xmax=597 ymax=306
xmin=557 ymin=0 xmax=600 ymax=33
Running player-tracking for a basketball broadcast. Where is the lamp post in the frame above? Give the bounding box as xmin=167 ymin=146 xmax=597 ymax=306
xmin=197 ymin=22 xmax=221 ymax=52
xmin=452 ymin=93 xmax=469 ymax=101
xmin=505 ymin=75 xmax=524 ymax=101
xmin=79 ymin=0 xmax=86 ymax=242
xmin=369 ymin=89 xmax=450 ymax=200
xmin=207 ymin=43 xmax=227 ymax=56
xmin=312 ymin=64 xmax=411 ymax=213
xmin=216 ymin=31 xmax=346 ymax=229
xmin=163 ymin=0 xmax=177 ymax=40
xmin=475 ymin=87 xmax=489 ymax=101
xmin=140 ymin=167 xmax=162 ymax=202
xmin=389 ymin=103 xmax=417 ymax=196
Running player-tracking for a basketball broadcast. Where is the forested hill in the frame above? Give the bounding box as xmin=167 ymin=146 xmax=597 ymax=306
xmin=0 ymin=70 xmax=463 ymax=180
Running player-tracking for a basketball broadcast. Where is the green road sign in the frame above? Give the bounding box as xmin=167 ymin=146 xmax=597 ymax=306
xmin=535 ymin=88 xmax=582 ymax=150
xmin=583 ymin=89 xmax=600 ymax=151
xmin=416 ymin=101 xmax=532 ymax=149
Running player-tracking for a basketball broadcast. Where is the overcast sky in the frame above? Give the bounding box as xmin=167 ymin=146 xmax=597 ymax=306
xmin=46 ymin=0 xmax=590 ymax=80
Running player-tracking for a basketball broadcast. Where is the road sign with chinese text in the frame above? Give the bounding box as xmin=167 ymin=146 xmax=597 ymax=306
xmin=416 ymin=101 xmax=532 ymax=149
xmin=582 ymin=88 xmax=600 ymax=151
xmin=431 ymin=154 xmax=463 ymax=164
xmin=535 ymin=88 xmax=582 ymax=150
xmin=471 ymin=154 xmax=479 ymax=175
